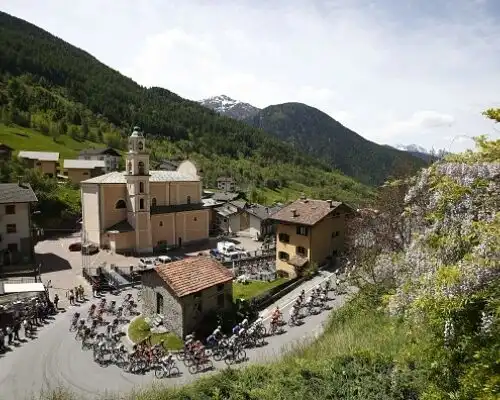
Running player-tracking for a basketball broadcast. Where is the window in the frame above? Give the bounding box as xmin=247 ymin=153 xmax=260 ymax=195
xmin=156 ymin=292 xmax=164 ymax=314
xmin=6 ymin=224 xmax=16 ymax=234
xmin=138 ymin=161 xmax=145 ymax=175
xmin=83 ymin=172 xmax=89 ymax=176
xmin=36 ymin=162 xmax=41 ymax=166
xmin=297 ymin=226 xmax=309 ymax=236
xmin=217 ymin=293 xmax=225 ymax=308
xmin=159 ymin=221 xmax=163 ymax=227
xmin=127 ymin=162 xmax=132 ymax=173
xmin=5 ymin=205 xmax=15 ymax=215
xmin=278 ymin=233 xmax=290 ymax=243
xmin=217 ymin=284 xmax=224 ymax=292
xmin=194 ymin=291 xmax=201 ymax=299
xmin=115 ymin=199 xmax=126 ymax=209
xmin=193 ymin=217 xmax=197 ymax=222
xmin=139 ymin=199 xmax=145 ymax=210
xmin=139 ymin=182 xmax=144 ymax=193
xmin=278 ymin=251 xmax=289 ymax=261
xmin=332 ymin=231 xmax=340 ymax=238
xmin=296 ymin=246 xmax=307 ymax=256
xmin=187 ymin=195 xmax=191 ymax=204
xmin=7 ymin=243 xmax=18 ymax=252
xmin=151 ymin=198 xmax=157 ymax=207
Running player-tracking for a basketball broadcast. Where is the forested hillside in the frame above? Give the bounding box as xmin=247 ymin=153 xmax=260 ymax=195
xmin=245 ymin=103 xmax=427 ymax=185
xmin=0 ymin=11 xmax=374 ymax=207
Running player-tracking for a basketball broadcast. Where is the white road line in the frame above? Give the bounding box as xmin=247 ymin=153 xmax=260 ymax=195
xmin=261 ymin=272 xmax=335 ymax=322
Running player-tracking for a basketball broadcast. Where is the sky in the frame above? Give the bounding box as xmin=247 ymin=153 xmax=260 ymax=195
xmin=3 ymin=0 xmax=500 ymax=152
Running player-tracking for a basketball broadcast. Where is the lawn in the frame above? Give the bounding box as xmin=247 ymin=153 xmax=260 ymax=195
xmin=128 ymin=316 xmax=184 ymax=350
xmin=0 ymin=123 xmax=104 ymax=159
xmin=233 ymin=278 xmax=289 ymax=300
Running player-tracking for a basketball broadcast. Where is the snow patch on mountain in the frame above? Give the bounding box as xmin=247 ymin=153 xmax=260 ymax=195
xmin=199 ymin=95 xmax=260 ymax=120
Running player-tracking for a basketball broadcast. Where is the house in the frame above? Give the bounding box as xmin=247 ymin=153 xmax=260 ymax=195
xmin=80 ymin=126 xmax=209 ymax=255
xmin=63 ymin=159 xmax=106 ymax=183
xmin=157 ymin=160 xmax=181 ymax=171
xmin=202 ymin=197 xmax=225 ymax=234
xmin=78 ymin=147 xmax=121 ymax=172
xmin=270 ymin=198 xmax=353 ymax=278
xmin=140 ymin=256 xmax=234 ymax=338
xmin=18 ymin=151 xmax=60 ymax=177
xmin=215 ymin=202 xmax=243 ymax=234
xmin=0 ymin=183 xmax=38 ymax=268
xmin=217 ymin=176 xmax=236 ymax=192
xmin=240 ymin=203 xmax=284 ymax=239
xmin=0 ymin=143 xmax=13 ymax=160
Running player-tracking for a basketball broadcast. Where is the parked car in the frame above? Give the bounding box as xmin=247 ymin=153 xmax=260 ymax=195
xmin=138 ymin=257 xmax=157 ymax=268
xmin=81 ymin=243 xmax=99 ymax=255
xmin=69 ymin=242 xmax=82 ymax=252
xmin=157 ymin=255 xmax=172 ymax=264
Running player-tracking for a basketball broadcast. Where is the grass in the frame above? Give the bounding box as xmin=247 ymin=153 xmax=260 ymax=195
xmin=0 ymin=123 xmax=104 ymax=159
xmin=128 ymin=316 xmax=184 ymax=350
xmin=233 ymin=278 xmax=289 ymax=300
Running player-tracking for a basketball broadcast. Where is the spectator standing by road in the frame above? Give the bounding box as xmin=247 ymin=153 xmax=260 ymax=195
xmin=6 ymin=325 xmax=13 ymax=345
xmin=0 ymin=328 xmax=5 ymax=351
xmin=13 ymin=319 xmax=21 ymax=341
xmin=53 ymin=294 xmax=59 ymax=310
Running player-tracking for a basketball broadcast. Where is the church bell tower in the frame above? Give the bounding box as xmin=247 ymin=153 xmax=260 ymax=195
xmin=125 ymin=126 xmax=153 ymax=253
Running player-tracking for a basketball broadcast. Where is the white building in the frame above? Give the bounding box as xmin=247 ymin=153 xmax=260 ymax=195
xmin=78 ymin=147 xmax=121 ymax=172
xmin=216 ymin=177 xmax=236 ymax=192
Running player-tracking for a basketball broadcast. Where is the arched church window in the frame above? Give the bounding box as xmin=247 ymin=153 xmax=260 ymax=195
xmin=151 ymin=198 xmax=157 ymax=207
xmin=138 ymin=161 xmax=145 ymax=175
xmin=140 ymin=199 xmax=145 ymax=210
xmin=139 ymin=182 xmax=144 ymax=193
xmin=115 ymin=199 xmax=126 ymax=209
xmin=127 ymin=162 xmax=132 ymax=173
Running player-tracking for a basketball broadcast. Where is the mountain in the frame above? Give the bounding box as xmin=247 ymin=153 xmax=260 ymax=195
xmin=0 ymin=11 xmax=374 ymax=206
xmin=245 ymin=103 xmax=427 ymax=185
xmin=199 ymin=95 xmax=260 ymax=120
xmin=394 ymin=144 xmax=434 ymax=161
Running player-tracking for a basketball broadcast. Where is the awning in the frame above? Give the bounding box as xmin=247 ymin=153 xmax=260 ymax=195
xmin=3 ymin=282 xmax=45 ymax=294
xmin=288 ymin=255 xmax=309 ymax=268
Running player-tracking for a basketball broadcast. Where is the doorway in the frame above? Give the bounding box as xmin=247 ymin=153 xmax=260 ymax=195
xmin=178 ymin=237 xmax=182 ymax=248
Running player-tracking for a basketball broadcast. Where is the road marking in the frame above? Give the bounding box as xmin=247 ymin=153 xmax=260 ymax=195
xmin=261 ymin=272 xmax=335 ymax=322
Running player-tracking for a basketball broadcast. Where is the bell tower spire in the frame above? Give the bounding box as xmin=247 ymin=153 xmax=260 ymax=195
xmin=125 ymin=126 xmax=152 ymax=253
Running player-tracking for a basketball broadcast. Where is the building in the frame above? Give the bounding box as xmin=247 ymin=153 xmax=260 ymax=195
xmin=0 ymin=143 xmax=13 ymax=160
xmin=63 ymin=159 xmax=106 ymax=183
xmin=241 ymin=203 xmax=284 ymax=239
xmin=80 ymin=126 xmax=209 ymax=255
xmin=18 ymin=151 xmax=60 ymax=177
xmin=215 ymin=202 xmax=243 ymax=234
xmin=0 ymin=183 xmax=38 ymax=268
xmin=140 ymin=256 xmax=234 ymax=338
xmin=216 ymin=177 xmax=236 ymax=192
xmin=201 ymin=197 xmax=225 ymax=234
xmin=157 ymin=160 xmax=181 ymax=171
xmin=270 ymin=198 xmax=353 ymax=278
xmin=78 ymin=147 xmax=121 ymax=172
xmin=212 ymin=191 xmax=240 ymax=203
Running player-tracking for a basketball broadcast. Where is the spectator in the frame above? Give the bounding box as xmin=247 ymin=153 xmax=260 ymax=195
xmin=5 ymin=325 xmax=13 ymax=345
xmin=0 ymin=328 xmax=5 ymax=351
xmin=13 ymin=319 xmax=21 ymax=341
xmin=53 ymin=294 xmax=59 ymax=310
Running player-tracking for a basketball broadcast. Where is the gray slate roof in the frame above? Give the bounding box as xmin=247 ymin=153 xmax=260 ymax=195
xmin=0 ymin=183 xmax=38 ymax=204
xmin=64 ymin=159 xmax=106 ymax=169
xmin=246 ymin=204 xmax=283 ymax=220
xmin=79 ymin=147 xmax=121 ymax=157
xmin=212 ymin=192 xmax=240 ymax=202
xmin=18 ymin=151 xmax=59 ymax=161
xmin=81 ymin=170 xmax=198 ymax=184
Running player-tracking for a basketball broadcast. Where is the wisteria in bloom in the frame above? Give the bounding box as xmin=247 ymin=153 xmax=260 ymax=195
xmin=480 ymin=311 xmax=494 ymax=335
xmin=444 ymin=319 xmax=455 ymax=347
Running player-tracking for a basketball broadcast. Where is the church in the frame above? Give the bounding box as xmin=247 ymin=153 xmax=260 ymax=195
xmin=80 ymin=127 xmax=209 ymax=254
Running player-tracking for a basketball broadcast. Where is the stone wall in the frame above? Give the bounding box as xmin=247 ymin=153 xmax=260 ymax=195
xmin=140 ymin=271 xmax=184 ymax=338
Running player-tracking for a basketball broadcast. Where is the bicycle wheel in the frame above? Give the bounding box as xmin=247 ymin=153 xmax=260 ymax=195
xmin=188 ymin=364 xmax=198 ymax=374
xmin=154 ymin=366 xmax=165 ymax=379
xmin=237 ymin=349 xmax=246 ymax=363
xmin=205 ymin=359 xmax=213 ymax=370
xmin=176 ymin=351 xmax=186 ymax=361
xmin=168 ymin=366 xmax=180 ymax=377
xmin=224 ymin=354 xmax=234 ymax=365
xmin=213 ymin=347 xmax=225 ymax=362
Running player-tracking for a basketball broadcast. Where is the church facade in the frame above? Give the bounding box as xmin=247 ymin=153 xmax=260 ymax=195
xmin=80 ymin=127 xmax=209 ymax=254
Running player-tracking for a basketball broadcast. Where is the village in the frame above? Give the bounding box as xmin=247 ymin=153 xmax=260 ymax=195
xmin=0 ymin=127 xmax=353 ymax=397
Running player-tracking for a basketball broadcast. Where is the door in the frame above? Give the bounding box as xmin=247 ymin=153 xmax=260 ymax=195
xmin=178 ymin=237 xmax=182 ymax=248
xmin=156 ymin=292 xmax=164 ymax=314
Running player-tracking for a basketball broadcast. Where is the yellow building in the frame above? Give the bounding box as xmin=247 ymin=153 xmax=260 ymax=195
xmin=271 ymin=198 xmax=353 ymax=278
xmin=80 ymin=126 xmax=209 ymax=254
xmin=18 ymin=151 xmax=59 ymax=177
xmin=63 ymin=159 xmax=105 ymax=183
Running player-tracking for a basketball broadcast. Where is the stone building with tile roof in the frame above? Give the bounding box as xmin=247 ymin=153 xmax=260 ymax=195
xmin=140 ymin=256 xmax=234 ymax=337
xmin=80 ymin=127 xmax=209 ymax=255
xmin=0 ymin=183 xmax=38 ymax=269
xmin=270 ymin=197 xmax=353 ymax=278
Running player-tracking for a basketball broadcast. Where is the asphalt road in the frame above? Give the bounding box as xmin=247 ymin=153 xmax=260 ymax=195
xmin=0 ymin=271 xmax=352 ymax=400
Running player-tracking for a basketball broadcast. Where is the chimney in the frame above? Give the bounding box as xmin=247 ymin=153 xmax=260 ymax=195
xmin=300 ymin=193 xmax=306 ymax=200
xmin=265 ymin=207 xmax=269 ymax=214
xmin=291 ymin=208 xmax=298 ymax=217
xmin=326 ymin=199 xmax=333 ymax=207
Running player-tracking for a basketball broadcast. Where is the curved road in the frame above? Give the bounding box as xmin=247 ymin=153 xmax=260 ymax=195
xmin=0 ymin=271 xmax=351 ymax=399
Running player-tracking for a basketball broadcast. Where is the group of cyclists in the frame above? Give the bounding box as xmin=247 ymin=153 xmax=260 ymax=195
xmin=65 ymin=275 xmax=344 ymax=377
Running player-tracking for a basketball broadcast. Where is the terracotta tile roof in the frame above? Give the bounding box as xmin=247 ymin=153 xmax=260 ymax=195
xmin=154 ymin=256 xmax=233 ymax=298
xmin=270 ymin=198 xmax=348 ymax=226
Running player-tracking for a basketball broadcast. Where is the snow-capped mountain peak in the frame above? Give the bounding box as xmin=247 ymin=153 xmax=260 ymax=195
xmin=395 ymin=144 xmax=429 ymax=154
xmin=198 ymin=95 xmax=260 ymax=120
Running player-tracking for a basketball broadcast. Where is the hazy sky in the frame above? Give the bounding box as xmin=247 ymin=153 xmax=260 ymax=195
xmin=3 ymin=0 xmax=500 ymax=151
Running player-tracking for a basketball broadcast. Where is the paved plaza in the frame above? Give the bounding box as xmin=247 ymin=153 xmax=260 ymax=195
xmin=0 ymin=271 xmax=352 ymax=399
